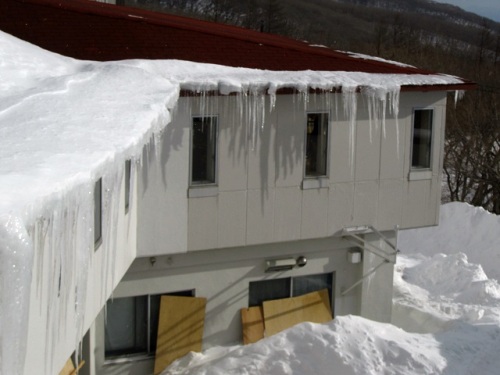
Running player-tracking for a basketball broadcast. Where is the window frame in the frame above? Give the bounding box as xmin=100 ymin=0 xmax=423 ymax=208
xmin=304 ymin=112 xmax=330 ymax=179
xmin=94 ymin=177 xmax=102 ymax=250
xmin=410 ymin=108 xmax=434 ymax=171
xmin=124 ymin=159 xmax=132 ymax=213
xmin=190 ymin=115 xmax=218 ymax=186
xmin=104 ymin=290 xmax=195 ymax=363
xmin=248 ymin=272 xmax=334 ymax=310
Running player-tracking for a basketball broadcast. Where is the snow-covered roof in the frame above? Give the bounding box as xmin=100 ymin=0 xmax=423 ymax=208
xmin=0 ymin=29 xmax=469 ymax=220
xmin=0 ymin=0 xmax=475 ymax=93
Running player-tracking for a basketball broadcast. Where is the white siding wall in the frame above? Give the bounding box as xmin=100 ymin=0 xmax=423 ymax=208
xmin=94 ymin=89 xmax=448 ymax=375
xmin=137 ymin=91 xmax=447 ymax=256
xmin=95 ymin=236 xmax=363 ymax=375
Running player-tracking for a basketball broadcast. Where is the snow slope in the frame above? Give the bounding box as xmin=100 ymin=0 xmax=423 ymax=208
xmin=163 ymin=203 xmax=500 ymax=375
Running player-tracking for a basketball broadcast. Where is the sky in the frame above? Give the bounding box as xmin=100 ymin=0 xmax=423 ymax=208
xmin=437 ymin=0 xmax=500 ymax=23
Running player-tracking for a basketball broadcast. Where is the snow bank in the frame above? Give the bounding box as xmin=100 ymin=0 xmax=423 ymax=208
xmin=165 ymin=316 xmax=447 ymax=375
xmin=399 ymin=202 xmax=500 ymax=280
xmin=162 ymin=203 xmax=500 ymax=375
xmin=394 ymin=203 xmax=500 ymax=333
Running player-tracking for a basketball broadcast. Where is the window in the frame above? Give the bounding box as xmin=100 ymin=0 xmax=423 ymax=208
xmin=124 ymin=159 xmax=131 ymax=212
xmin=305 ymin=113 xmax=329 ymax=177
xmin=248 ymin=272 xmax=334 ymax=308
xmin=191 ymin=116 xmax=217 ymax=185
xmin=94 ymin=178 xmax=102 ymax=249
xmin=411 ymin=109 xmax=433 ymax=169
xmin=105 ymin=296 xmax=149 ymax=358
xmin=104 ymin=290 xmax=194 ymax=360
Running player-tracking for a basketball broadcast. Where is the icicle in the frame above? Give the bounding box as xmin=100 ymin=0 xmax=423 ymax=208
xmin=302 ymin=90 xmax=309 ymax=111
xmin=365 ymin=91 xmax=374 ymax=144
xmin=246 ymin=87 xmax=266 ymax=151
xmin=389 ymin=88 xmax=401 ymax=159
xmin=0 ymin=215 xmax=34 ymax=375
xmin=269 ymin=92 xmax=277 ymax=113
xmin=342 ymin=87 xmax=358 ymax=173
xmin=334 ymin=92 xmax=339 ymax=121
xmin=381 ymin=95 xmax=387 ymax=140
xmin=454 ymin=90 xmax=465 ymax=106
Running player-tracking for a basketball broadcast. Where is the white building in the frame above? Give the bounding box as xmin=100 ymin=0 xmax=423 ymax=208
xmin=0 ymin=1 xmax=475 ymax=374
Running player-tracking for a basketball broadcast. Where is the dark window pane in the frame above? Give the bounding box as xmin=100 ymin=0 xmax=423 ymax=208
xmin=411 ymin=109 xmax=433 ymax=169
xmin=249 ymin=278 xmax=291 ymax=307
xmin=191 ymin=117 xmax=217 ymax=184
xmin=149 ymin=295 xmax=161 ymax=353
xmin=94 ymin=178 xmax=102 ymax=248
xmin=125 ymin=159 xmax=131 ymax=212
xmin=305 ymin=113 xmax=329 ymax=176
xmin=105 ymin=296 xmax=148 ymax=358
xmin=105 ymin=291 xmax=196 ymax=360
xmin=292 ymin=273 xmax=333 ymax=307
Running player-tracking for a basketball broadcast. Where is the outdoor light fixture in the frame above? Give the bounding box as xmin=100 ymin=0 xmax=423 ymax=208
xmin=296 ymin=256 xmax=307 ymax=267
xmin=347 ymin=249 xmax=362 ymax=264
xmin=265 ymin=256 xmax=307 ymax=272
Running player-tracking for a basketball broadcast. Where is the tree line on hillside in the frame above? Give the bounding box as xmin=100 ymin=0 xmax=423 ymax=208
xmin=122 ymin=0 xmax=500 ymax=213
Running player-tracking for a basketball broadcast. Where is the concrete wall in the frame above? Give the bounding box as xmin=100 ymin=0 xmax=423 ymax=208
xmin=138 ymin=91 xmax=446 ymax=257
xmin=95 ymin=235 xmax=365 ymax=375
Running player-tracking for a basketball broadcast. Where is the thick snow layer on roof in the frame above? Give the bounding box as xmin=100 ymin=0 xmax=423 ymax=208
xmin=0 ymin=29 xmax=466 ymax=221
xmin=0 ymin=32 xmax=178 ymax=218
xmin=346 ymin=51 xmax=417 ymax=68
xmin=128 ymin=58 xmax=463 ymax=95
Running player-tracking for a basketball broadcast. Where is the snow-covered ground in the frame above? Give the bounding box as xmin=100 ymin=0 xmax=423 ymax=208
xmin=163 ymin=202 xmax=500 ymax=375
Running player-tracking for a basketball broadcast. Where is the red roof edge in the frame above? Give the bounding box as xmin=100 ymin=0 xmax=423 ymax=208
xmin=1 ymin=0 xmax=477 ymax=90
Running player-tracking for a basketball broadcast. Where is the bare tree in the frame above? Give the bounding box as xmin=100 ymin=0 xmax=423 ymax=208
xmin=444 ymin=88 xmax=500 ymax=214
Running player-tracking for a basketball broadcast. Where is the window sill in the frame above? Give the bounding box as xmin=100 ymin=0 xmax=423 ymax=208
xmin=104 ymin=354 xmax=152 ymax=366
xmin=188 ymin=185 xmax=219 ymax=198
xmin=409 ymin=169 xmax=433 ymax=181
xmin=301 ymin=177 xmax=329 ymax=190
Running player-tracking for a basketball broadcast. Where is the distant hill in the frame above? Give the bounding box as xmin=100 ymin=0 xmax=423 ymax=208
xmin=120 ymin=0 xmax=500 ymax=215
xmin=121 ymin=0 xmax=499 ymax=72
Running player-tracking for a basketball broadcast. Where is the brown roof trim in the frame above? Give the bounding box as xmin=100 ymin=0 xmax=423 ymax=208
xmin=400 ymin=82 xmax=478 ymax=92
xmin=179 ymin=82 xmax=477 ymax=97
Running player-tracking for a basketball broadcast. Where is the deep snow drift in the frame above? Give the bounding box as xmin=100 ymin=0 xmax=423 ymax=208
xmin=163 ymin=203 xmax=500 ymax=375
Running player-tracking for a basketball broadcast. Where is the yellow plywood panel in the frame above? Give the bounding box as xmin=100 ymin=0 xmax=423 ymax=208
xmin=154 ymin=296 xmax=207 ymax=375
xmin=59 ymin=358 xmax=85 ymax=375
xmin=58 ymin=358 xmax=74 ymax=375
xmin=240 ymin=306 xmax=264 ymax=344
xmin=263 ymin=289 xmax=332 ymax=337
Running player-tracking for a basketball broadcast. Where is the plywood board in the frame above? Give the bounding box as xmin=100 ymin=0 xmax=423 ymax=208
xmin=58 ymin=358 xmax=85 ymax=375
xmin=154 ymin=295 xmax=207 ymax=375
xmin=58 ymin=358 xmax=74 ymax=375
xmin=240 ymin=306 xmax=264 ymax=344
xmin=262 ymin=289 xmax=332 ymax=337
